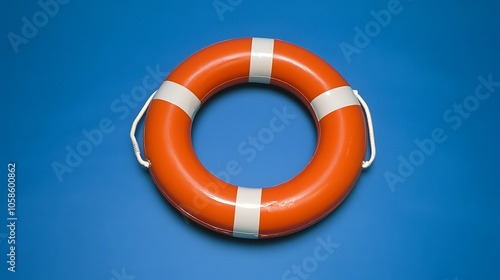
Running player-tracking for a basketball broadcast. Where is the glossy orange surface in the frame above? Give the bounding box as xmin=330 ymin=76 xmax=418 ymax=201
xmin=144 ymin=38 xmax=366 ymax=238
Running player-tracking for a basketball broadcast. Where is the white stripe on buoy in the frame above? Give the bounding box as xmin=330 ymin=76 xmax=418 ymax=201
xmin=154 ymin=81 xmax=201 ymax=119
xmin=248 ymin=38 xmax=274 ymax=84
xmin=310 ymin=86 xmax=360 ymax=120
xmin=233 ymin=187 xmax=262 ymax=239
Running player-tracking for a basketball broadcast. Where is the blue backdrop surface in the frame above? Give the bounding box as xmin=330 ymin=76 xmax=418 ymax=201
xmin=1 ymin=0 xmax=499 ymax=279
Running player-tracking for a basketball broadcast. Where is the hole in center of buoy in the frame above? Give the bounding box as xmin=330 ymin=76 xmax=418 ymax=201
xmin=192 ymin=84 xmax=317 ymax=189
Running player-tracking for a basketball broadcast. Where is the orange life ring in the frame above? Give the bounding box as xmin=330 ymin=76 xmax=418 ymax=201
xmin=143 ymin=38 xmax=367 ymax=239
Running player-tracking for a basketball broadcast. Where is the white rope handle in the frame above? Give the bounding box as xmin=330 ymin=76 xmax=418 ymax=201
xmin=353 ymin=90 xmax=376 ymax=169
xmin=130 ymin=90 xmax=156 ymax=168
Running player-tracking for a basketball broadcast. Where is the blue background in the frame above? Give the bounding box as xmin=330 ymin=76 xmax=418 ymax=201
xmin=1 ymin=0 xmax=499 ymax=279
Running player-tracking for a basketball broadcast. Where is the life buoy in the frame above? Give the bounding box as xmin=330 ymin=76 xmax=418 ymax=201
xmin=141 ymin=37 xmax=370 ymax=239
